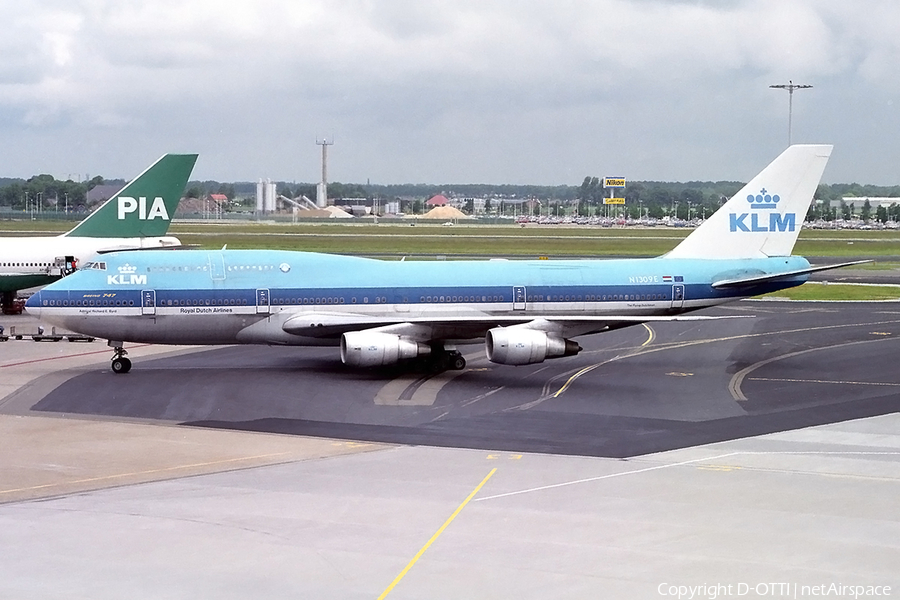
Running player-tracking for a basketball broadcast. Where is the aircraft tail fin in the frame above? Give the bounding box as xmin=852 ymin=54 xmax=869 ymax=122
xmin=663 ymin=145 xmax=832 ymax=259
xmin=64 ymin=154 xmax=198 ymax=238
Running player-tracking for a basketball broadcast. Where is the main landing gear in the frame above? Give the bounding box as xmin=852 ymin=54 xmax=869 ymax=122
xmin=109 ymin=341 xmax=132 ymax=374
xmin=449 ymin=351 xmax=467 ymax=371
xmin=424 ymin=348 xmax=466 ymax=372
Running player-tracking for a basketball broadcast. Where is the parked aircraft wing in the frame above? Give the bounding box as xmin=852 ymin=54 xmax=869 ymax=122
xmin=281 ymin=312 xmax=744 ymax=339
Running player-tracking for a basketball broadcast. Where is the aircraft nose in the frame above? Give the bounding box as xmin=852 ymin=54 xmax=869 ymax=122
xmin=25 ymin=291 xmax=42 ymax=318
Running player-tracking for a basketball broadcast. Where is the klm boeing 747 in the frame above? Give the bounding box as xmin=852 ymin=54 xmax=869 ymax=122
xmin=0 ymin=154 xmax=197 ymax=312
xmin=27 ymin=145 xmax=863 ymax=373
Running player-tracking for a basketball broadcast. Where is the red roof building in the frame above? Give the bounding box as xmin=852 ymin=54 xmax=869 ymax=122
xmin=426 ymin=194 xmax=449 ymax=206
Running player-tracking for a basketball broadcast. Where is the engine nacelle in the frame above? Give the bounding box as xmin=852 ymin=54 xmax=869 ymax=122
xmin=485 ymin=327 xmax=581 ymax=366
xmin=340 ymin=331 xmax=430 ymax=367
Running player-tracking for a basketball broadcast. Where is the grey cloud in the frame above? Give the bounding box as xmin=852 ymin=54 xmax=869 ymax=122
xmin=0 ymin=0 xmax=898 ymax=185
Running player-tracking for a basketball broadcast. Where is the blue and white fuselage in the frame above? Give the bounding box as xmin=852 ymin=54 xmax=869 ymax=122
xmin=27 ymin=145 xmax=852 ymax=372
xmin=26 ymin=249 xmax=811 ymax=346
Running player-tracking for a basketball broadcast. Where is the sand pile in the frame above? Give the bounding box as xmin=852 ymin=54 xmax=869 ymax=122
xmin=324 ymin=206 xmax=353 ymax=218
xmin=416 ymin=205 xmax=471 ymax=220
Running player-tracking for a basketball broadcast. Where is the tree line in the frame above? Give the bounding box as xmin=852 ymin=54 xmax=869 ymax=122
xmin=3 ymin=172 xmax=900 ymax=221
xmin=0 ymin=175 xmax=108 ymax=211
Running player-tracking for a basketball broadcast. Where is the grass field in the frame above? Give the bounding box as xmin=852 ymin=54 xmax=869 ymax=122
xmin=760 ymin=282 xmax=900 ymax=301
xmin=6 ymin=219 xmax=900 ymax=257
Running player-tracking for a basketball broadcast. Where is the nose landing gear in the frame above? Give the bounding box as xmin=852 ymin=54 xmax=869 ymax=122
xmin=109 ymin=341 xmax=132 ymax=374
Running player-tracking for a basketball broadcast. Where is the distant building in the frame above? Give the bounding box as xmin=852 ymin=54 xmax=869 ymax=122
xmin=333 ymin=197 xmax=375 ymax=208
xmin=86 ymin=184 xmax=122 ymax=205
xmin=830 ymin=197 xmax=900 ymax=213
xmin=494 ymin=198 xmax=530 ymax=215
xmin=452 ymin=197 xmax=485 ymax=214
xmin=426 ymin=194 xmax=449 ymax=207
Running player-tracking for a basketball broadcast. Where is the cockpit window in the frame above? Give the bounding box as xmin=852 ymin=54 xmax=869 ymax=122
xmin=82 ymin=262 xmax=107 ymax=271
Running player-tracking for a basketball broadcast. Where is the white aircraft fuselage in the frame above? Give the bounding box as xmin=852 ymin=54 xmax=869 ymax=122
xmin=0 ymin=153 xmax=197 ymax=301
xmin=0 ymin=235 xmax=180 ymax=293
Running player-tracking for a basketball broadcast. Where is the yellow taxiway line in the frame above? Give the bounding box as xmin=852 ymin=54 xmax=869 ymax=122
xmin=377 ymin=467 xmax=497 ymax=599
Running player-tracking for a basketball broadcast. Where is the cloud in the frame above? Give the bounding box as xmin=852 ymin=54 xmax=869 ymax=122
xmin=0 ymin=0 xmax=899 ymax=184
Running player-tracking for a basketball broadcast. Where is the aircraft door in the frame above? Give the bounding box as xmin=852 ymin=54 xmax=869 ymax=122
xmin=671 ymin=284 xmax=684 ymax=309
xmin=141 ymin=290 xmax=156 ymax=316
xmin=52 ymin=256 xmax=77 ymax=276
xmin=513 ymin=286 xmax=527 ymax=310
xmin=208 ymin=253 xmax=226 ymax=281
xmin=256 ymin=288 xmax=270 ymax=314
xmin=393 ymin=293 xmax=410 ymax=313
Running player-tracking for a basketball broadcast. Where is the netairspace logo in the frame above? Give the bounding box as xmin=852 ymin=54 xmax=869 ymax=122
xmin=729 ymin=189 xmax=796 ymax=233
xmin=657 ymin=582 xmax=892 ymax=599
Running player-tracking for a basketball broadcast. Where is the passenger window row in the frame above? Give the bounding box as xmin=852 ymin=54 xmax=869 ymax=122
xmin=43 ymin=299 xmax=135 ymax=307
xmin=163 ymin=298 xmax=249 ymax=306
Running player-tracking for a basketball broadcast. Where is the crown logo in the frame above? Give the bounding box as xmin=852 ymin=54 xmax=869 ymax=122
xmin=746 ymin=188 xmax=780 ymax=210
xmin=118 ymin=263 xmax=138 ymax=274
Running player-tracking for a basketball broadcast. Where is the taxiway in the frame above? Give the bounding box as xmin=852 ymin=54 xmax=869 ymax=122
xmin=0 ymin=302 xmax=898 ymax=598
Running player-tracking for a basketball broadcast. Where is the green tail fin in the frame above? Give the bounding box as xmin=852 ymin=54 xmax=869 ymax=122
xmin=64 ymin=153 xmax=198 ymax=238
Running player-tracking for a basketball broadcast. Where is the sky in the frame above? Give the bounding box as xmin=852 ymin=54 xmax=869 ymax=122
xmin=2 ymin=0 xmax=899 ymax=186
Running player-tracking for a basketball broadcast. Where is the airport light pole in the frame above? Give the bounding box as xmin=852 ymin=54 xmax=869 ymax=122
xmin=770 ymin=80 xmax=812 ymax=146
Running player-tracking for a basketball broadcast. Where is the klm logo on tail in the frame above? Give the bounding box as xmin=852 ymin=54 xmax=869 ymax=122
xmin=117 ymin=196 xmax=170 ymax=221
xmin=729 ymin=189 xmax=796 ymax=233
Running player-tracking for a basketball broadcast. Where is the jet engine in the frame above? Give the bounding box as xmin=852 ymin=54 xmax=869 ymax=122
xmin=485 ymin=327 xmax=581 ymax=366
xmin=340 ymin=331 xmax=431 ymax=367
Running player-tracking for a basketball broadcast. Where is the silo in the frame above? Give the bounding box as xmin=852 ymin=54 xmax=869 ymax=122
xmin=256 ymin=179 xmax=265 ymax=213
xmin=265 ymin=180 xmax=276 ymax=212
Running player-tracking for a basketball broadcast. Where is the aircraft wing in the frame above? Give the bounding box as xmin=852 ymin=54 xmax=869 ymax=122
xmin=94 ymin=244 xmax=195 ymax=254
xmin=281 ymin=311 xmax=742 ymax=340
xmin=711 ymin=260 xmax=873 ymax=289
